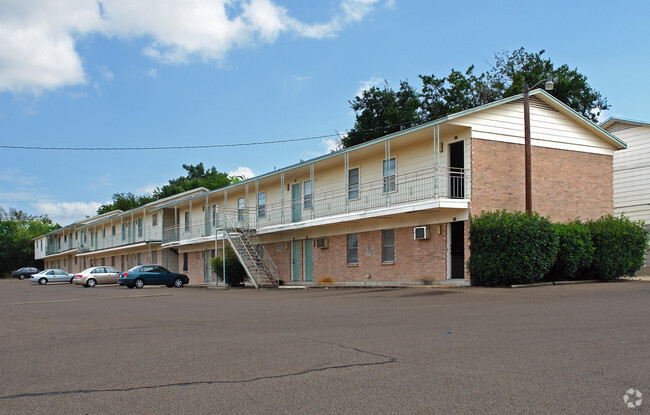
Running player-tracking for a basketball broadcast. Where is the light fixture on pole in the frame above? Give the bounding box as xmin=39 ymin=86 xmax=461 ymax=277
xmin=523 ymin=75 xmax=554 ymax=213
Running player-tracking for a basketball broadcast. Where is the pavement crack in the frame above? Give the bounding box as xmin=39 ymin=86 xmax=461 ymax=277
xmin=0 ymin=340 xmax=396 ymax=400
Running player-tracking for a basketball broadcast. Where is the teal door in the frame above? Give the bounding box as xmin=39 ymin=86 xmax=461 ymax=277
xmin=292 ymin=240 xmax=300 ymax=281
xmin=291 ymin=183 xmax=301 ymax=222
xmin=304 ymin=239 xmax=312 ymax=282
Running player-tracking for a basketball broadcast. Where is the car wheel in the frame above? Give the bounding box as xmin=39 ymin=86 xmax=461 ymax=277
xmin=39 ymin=278 xmax=47 ymax=285
xmin=86 ymin=278 xmax=96 ymax=288
xmin=19 ymin=275 xmax=25 ymax=280
xmin=174 ymin=278 xmax=184 ymax=288
xmin=134 ymin=278 xmax=144 ymax=289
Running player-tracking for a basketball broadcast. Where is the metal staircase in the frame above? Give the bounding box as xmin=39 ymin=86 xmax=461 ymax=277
xmin=220 ymin=212 xmax=279 ymax=288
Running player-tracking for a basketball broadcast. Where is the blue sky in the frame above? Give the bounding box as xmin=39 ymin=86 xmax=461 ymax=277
xmin=1 ymin=0 xmax=649 ymax=225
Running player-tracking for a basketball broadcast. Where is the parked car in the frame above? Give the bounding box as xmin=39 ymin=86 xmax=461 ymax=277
xmin=118 ymin=265 xmax=189 ymax=289
xmin=73 ymin=266 xmax=120 ymax=287
xmin=29 ymin=269 xmax=74 ymax=285
xmin=11 ymin=267 xmax=39 ymax=280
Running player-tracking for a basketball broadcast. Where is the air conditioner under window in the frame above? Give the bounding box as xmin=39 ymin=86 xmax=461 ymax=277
xmin=316 ymin=237 xmax=329 ymax=249
xmin=414 ymin=226 xmax=429 ymax=240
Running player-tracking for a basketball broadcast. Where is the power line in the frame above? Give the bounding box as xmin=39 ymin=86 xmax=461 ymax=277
xmin=0 ymin=122 xmax=414 ymax=151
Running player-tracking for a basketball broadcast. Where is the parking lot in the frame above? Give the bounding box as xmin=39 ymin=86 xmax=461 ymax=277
xmin=0 ymin=279 xmax=648 ymax=414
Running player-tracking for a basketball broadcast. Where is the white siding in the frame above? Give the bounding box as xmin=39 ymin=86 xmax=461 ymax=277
xmin=608 ymin=123 xmax=650 ymax=224
xmin=455 ymin=98 xmax=615 ymax=155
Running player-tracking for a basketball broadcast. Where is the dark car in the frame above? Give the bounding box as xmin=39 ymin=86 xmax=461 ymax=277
xmin=117 ymin=265 xmax=189 ymax=289
xmin=12 ymin=267 xmax=39 ymax=280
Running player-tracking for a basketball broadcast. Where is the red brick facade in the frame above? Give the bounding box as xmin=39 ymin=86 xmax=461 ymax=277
xmin=470 ymin=139 xmax=613 ymax=221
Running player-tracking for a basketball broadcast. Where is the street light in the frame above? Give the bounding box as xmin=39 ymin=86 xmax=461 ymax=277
xmin=523 ymin=75 xmax=554 ymax=213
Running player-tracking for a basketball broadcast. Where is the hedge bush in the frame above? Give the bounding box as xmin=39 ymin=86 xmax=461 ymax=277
xmin=469 ymin=210 xmax=559 ymax=286
xmin=580 ymin=215 xmax=648 ymax=280
xmin=545 ymin=220 xmax=594 ymax=281
xmin=211 ymin=246 xmax=248 ymax=286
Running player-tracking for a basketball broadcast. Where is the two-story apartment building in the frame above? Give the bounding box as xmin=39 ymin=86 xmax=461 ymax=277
xmin=601 ymin=117 xmax=650 ymax=275
xmin=35 ymin=90 xmax=625 ymax=286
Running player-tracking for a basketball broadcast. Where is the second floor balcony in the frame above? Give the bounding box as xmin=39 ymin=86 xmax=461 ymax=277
xmin=163 ymin=166 xmax=467 ymax=244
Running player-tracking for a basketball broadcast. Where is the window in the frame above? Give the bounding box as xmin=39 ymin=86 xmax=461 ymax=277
xmin=74 ymin=257 xmax=77 ymax=265
xmin=64 ymin=234 xmax=67 ymax=243
xmin=212 ymin=205 xmax=219 ymax=226
xmin=75 ymin=231 xmax=78 ymax=241
xmin=151 ymin=250 xmax=157 ymax=264
xmin=112 ymin=226 xmax=116 ymax=236
xmin=101 ymin=257 xmax=106 ymax=266
xmin=137 ymin=218 xmax=143 ymax=237
xmin=102 ymin=228 xmax=105 ymax=238
xmin=303 ymin=180 xmax=312 ymax=209
xmin=63 ymin=258 xmax=66 ymax=267
xmin=111 ymin=256 xmax=115 ymax=267
xmin=183 ymin=252 xmax=188 ymax=271
xmin=137 ymin=253 xmax=142 ymax=265
xmin=382 ymin=229 xmax=395 ymax=262
xmin=383 ymin=158 xmax=396 ymax=193
xmin=347 ymin=233 xmax=358 ymax=264
xmin=238 ymin=198 xmax=245 ymax=221
xmin=90 ymin=232 xmax=94 ymax=246
xmin=184 ymin=212 xmax=190 ymax=232
xmin=348 ymin=168 xmax=359 ymax=200
xmin=40 ymin=240 xmax=42 ymax=249
xmin=152 ymin=213 xmax=158 ymax=227
xmin=257 ymin=192 xmax=266 ymax=218
xmin=121 ymin=223 xmax=126 ymax=241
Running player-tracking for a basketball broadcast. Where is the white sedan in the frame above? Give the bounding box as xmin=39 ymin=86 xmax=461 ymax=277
xmin=29 ymin=269 xmax=74 ymax=285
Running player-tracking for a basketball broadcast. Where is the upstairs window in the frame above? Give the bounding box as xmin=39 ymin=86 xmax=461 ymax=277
xmin=257 ymin=192 xmax=266 ymax=218
xmin=238 ymin=198 xmax=245 ymax=221
xmin=383 ymin=158 xmax=396 ymax=193
xmin=184 ymin=212 xmax=190 ymax=232
xmin=348 ymin=168 xmax=359 ymax=200
xmin=137 ymin=218 xmax=143 ymax=237
xmin=303 ymin=180 xmax=313 ymax=209
xmin=212 ymin=205 xmax=219 ymax=226
xmin=152 ymin=213 xmax=158 ymax=227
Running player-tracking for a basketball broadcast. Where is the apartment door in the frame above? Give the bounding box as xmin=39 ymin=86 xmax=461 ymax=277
xmin=291 ymin=240 xmax=300 ymax=281
xmin=204 ymin=250 xmax=211 ymax=283
xmin=450 ymin=221 xmax=465 ymax=279
xmin=449 ymin=141 xmax=465 ymax=198
xmin=304 ymin=239 xmax=313 ymax=282
xmin=291 ymin=183 xmax=301 ymax=223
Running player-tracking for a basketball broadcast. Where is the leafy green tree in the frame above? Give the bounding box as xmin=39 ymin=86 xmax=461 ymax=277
xmin=344 ymin=47 xmax=609 ymax=147
xmin=344 ymin=80 xmax=422 ymax=147
xmin=97 ymin=163 xmax=233 ymax=214
xmin=0 ymin=207 xmax=60 ymax=277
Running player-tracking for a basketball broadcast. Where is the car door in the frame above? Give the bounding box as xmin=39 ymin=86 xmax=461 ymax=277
xmin=93 ymin=267 xmax=107 ymax=284
xmin=104 ymin=267 xmax=119 ymax=284
xmin=52 ymin=269 xmax=68 ymax=282
xmin=139 ymin=266 xmax=155 ymax=284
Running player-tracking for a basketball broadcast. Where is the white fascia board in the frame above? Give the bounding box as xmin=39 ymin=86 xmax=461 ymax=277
xmin=256 ymin=199 xmax=469 ymax=235
xmin=161 ymin=234 xmax=218 ymax=249
xmin=76 ymin=241 xmax=159 ymax=257
xmin=42 ymin=248 xmax=77 ymax=259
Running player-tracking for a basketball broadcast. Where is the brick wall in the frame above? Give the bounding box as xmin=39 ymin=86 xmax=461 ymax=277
xmin=471 ymin=139 xmax=613 ymax=221
xmin=181 ymin=250 xmax=206 ymax=285
xmin=307 ymin=225 xmax=448 ymax=283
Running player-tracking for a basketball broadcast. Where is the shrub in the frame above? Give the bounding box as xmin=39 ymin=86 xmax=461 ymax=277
xmin=580 ymin=215 xmax=648 ymax=280
xmin=211 ymin=246 xmax=248 ymax=287
xmin=545 ymin=220 xmax=594 ymax=281
xmin=469 ymin=210 xmax=559 ymax=286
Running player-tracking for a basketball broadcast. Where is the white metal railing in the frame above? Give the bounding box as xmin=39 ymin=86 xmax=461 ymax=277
xmin=161 ymin=166 xmax=465 ymax=243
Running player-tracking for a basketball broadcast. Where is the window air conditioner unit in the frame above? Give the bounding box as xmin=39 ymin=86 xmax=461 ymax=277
xmin=414 ymin=226 xmax=429 ymax=240
xmin=316 ymin=237 xmax=329 ymax=249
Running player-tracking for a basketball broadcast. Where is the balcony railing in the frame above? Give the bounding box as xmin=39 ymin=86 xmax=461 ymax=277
xmin=162 ymin=166 xmax=465 ymax=244
xmin=43 ymin=224 xmax=163 ymax=256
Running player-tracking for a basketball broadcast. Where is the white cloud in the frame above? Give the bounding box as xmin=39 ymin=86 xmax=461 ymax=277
xmin=99 ymin=65 xmax=114 ymax=82
xmin=136 ymin=183 xmax=160 ymax=195
xmin=322 ymin=138 xmax=340 ymax=153
xmin=146 ymin=68 xmax=158 ymax=78
xmin=356 ymin=76 xmax=384 ymax=97
xmin=0 ymin=168 xmax=39 ymax=186
xmin=228 ymin=166 xmax=255 ymax=179
xmin=32 ymin=200 xmax=102 ymax=225
xmin=0 ymin=0 xmax=392 ymax=93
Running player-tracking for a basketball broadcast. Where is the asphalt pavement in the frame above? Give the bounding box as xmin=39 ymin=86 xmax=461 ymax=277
xmin=0 ymin=279 xmax=648 ymax=414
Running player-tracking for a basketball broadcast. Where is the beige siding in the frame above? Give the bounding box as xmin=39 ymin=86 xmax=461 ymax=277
xmin=456 ymin=98 xmax=614 ymax=155
xmin=608 ymin=123 xmax=650 ymax=224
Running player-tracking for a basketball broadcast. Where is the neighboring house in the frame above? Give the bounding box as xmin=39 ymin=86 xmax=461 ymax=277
xmin=35 ymin=90 xmax=625 ymax=286
xmin=600 ymin=117 xmax=650 ymax=275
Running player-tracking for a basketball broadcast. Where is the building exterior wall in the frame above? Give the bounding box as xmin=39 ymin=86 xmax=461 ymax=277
xmin=470 ymin=138 xmax=613 ymax=222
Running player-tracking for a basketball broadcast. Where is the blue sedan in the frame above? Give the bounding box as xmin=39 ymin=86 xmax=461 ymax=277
xmin=118 ymin=265 xmax=189 ymax=289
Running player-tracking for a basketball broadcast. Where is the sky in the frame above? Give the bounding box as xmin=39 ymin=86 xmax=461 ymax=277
xmin=1 ymin=0 xmax=649 ymax=225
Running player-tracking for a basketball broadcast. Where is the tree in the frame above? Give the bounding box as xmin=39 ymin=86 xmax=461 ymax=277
xmin=344 ymin=48 xmax=609 ymax=147
xmin=211 ymin=246 xmax=248 ymax=287
xmin=0 ymin=207 xmax=60 ymax=277
xmin=97 ymin=163 xmax=233 ymax=214
xmin=344 ymin=80 xmax=422 ymax=147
